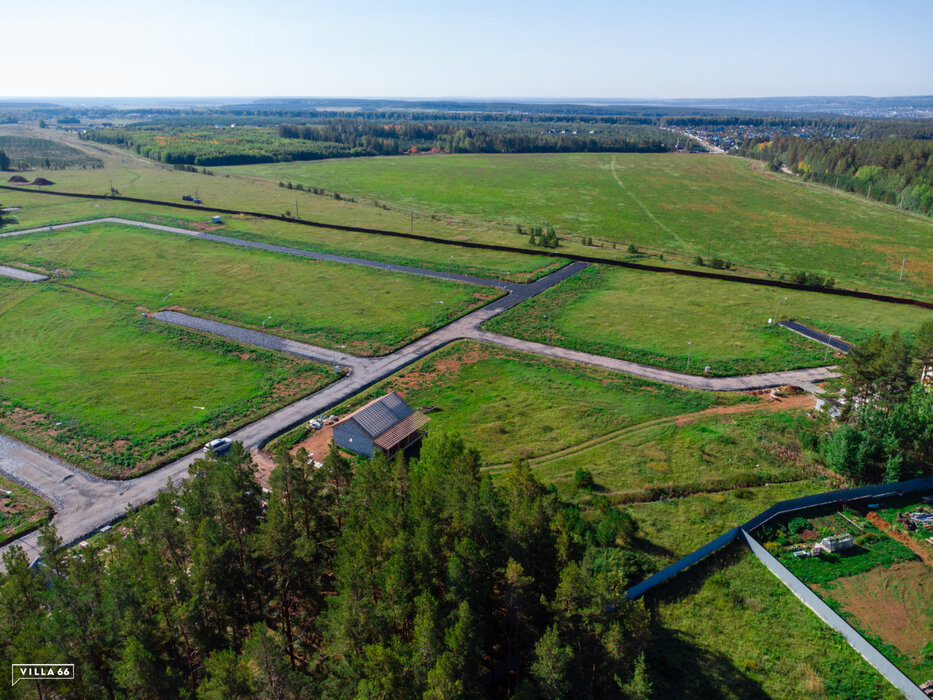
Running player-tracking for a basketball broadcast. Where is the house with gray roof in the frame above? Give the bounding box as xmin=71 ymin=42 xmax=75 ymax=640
xmin=331 ymin=392 xmax=429 ymax=459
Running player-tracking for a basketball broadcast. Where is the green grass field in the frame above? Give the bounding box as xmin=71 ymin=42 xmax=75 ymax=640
xmin=629 ymin=480 xmax=831 ymax=562
xmin=0 ymin=184 xmax=560 ymax=282
xmin=485 ymin=265 xmax=931 ymax=375
xmin=498 ymin=410 xmax=823 ymax=502
xmin=0 ymin=280 xmax=333 ymax=477
xmin=226 ymin=152 xmax=933 ymax=297
xmin=0 ymin=223 xmax=499 ymax=355
xmin=0 ymin=476 xmax=52 ymax=545
xmin=278 ymin=341 xmax=738 ymax=465
xmin=646 ymin=544 xmax=901 ymax=699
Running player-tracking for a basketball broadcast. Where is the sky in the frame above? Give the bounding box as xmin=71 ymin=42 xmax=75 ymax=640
xmin=6 ymin=0 xmax=932 ymax=99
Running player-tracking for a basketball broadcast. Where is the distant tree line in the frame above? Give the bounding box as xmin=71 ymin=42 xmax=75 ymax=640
xmin=741 ymin=135 xmax=933 ymax=217
xmin=0 ymin=434 xmax=656 ymax=698
xmin=277 ymin=118 xmax=676 ymax=155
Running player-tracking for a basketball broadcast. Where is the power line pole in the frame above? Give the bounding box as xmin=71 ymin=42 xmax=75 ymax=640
xmin=900 ymin=257 xmax=906 ymax=281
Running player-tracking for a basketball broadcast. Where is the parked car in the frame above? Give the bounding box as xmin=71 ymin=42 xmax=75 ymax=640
xmin=182 ymin=194 xmax=193 ymax=201
xmin=203 ymin=438 xmax=233 ymax=455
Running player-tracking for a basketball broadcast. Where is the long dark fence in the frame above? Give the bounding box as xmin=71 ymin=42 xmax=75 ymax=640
xmin=625 ymin=475 xmax=933 ymax=599
xmin=625 ymin=475 xmax=933 ymax=697
xmin=3 ymin=184 xmax=933 ymax=310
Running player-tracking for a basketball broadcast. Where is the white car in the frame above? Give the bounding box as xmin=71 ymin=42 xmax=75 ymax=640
xmin=203 ymin=438 xmax=233 ymax=455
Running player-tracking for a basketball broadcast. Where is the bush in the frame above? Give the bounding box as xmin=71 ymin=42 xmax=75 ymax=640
xmin=574 ymin=468 xmax=595 ymax=490
xmin=693 ymin=255 xmax=704 ymax=266
xmin=787 ymin=517 xmax=811 ymax=534
xmin=627 ymin=243 xmax=638 ymax=254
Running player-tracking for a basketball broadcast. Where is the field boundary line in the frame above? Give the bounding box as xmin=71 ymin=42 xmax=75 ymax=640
xmin=3 ymin=185 xmax=933 ymax=309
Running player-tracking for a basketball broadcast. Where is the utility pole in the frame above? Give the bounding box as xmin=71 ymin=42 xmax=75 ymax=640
xmin=410 ymin=210 xmax=414 ymax=232
xmin=193 ymin=406 xmax=205 ymax=443
xmin=900 ymin=257 xmax=906 ymax=281
xmin=296 ymin=200 xmax=299 ymax=219
xmin=686 ymin=341 xmax=692 ymax=372
xmin=707 ymin=237 xmax=711 ymax=260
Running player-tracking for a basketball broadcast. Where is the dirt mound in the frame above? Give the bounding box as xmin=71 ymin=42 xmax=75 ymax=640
xmin=7 ymin=175 xmax=28 ymax=183
xmin=31 ymin=177 xmax=55 ymax=186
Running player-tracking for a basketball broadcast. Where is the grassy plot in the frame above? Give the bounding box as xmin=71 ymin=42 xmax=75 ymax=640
xmin=628 ymin=479 xmax=830 ymax=562
xmin=0 ymin=223 xmax=499 ymax=355
xmin=485 ymin=265 xmax=931 ymax=375
xmin=282 ymin=341 xmax=735 ymax=465
xmin=0 ymin=189 xmax=559 ymax=283
xmin=0 ymin=281 xmax=333 ymax=478
xmin=0 ymin=476 xmax=53 ymax=545
xmin=499 ymin=410 xmax=823 ymax=503
xmin=2 ymin=156 xmax=523 ymax=249
xmin=646 ymin=544 xmax=901 ymax=699
xmin=227 ymin=152 xmax=933 ymax=297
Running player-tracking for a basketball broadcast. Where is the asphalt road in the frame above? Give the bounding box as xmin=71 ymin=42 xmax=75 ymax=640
xmin=0 ymin=218 xmax=843 ymax=567
xmin=779 ymin=320 xmax=854 ymax=353
xmin=0 ymin=264 xmax=47 ymax=282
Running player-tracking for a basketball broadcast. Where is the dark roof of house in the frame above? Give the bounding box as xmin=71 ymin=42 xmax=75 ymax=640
xmin=336 ymin=392 xmax=414 ymax=440
xmin=374 ymin=412 xmax=430 ymax=451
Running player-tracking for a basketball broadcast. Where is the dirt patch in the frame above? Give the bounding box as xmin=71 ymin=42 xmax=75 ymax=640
xmin=673 ymin=391 xmax=814 ymax=426
xmin=254 ymin=426 xmax=335 ymax=486
xmin=814 ymin=560 xmax=933 ymax=658
xmin=187 ymin=222 xmax=226 ymax=232
xmin=388 ymin=344 xmax=499 ymax=394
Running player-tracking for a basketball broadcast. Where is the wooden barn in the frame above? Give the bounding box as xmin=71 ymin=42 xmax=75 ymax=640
xmin=331 ymin=392 xmax=429 ymax=459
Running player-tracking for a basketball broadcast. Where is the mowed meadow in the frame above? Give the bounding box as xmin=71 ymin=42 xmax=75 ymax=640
xmin=0 ymin=281 xmax=333 ymax=477
xmin=0 ymin=223 xmax=499 ymax=355
xmin=227 ymin=152 xmax=933 ymax=297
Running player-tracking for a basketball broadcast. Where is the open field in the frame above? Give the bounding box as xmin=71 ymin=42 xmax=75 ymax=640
xmin=498 ymin=410 xmax=824 ymax=502
xmin=273 ymin=341 xmax=737 ymax=465
xmin=485 ymin=265 xmax=931 ymax=375
xmin=0 ymin=280 xmax=333 ymax=477
xmin=226 ymin=152 xmax=933 ymax=297
xmin=627 ymin=480 xmax=830 ymax=561
xmin=0 ymin=475 xmax=52 ymax=545
xmin=0 ymin=184 xmax=561 ymax=282
xmin=766 ymin=506 xmax=932 ymax=683
xmin=647 ymin=544 xmax=902 ymax=699
xmin=0 ymin=223 xmax=498 ymax=355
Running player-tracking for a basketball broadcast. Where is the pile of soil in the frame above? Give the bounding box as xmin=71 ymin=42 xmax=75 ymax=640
xmin=31 ymin=177 xmax=55 ymax=186
xmin=7 ymin=175 xmax=28 ymax=183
